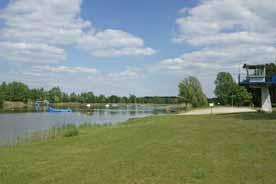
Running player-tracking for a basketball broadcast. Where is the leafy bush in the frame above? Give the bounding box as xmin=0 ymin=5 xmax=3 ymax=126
xmin=79 ymin=122 xmax=94 ymax=129
xmin=62 ymin=124 xmax=79 ymax=137
xmin=192 ymin=168 xmax=208 ymax=179
xmin=79 ymin=122 xmax=110 ymax=129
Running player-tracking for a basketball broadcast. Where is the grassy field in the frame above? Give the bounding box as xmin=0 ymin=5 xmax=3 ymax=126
xmin=1 ymin=113 xmax=276 ymax=184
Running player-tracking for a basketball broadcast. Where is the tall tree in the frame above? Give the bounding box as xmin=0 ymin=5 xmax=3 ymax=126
xmin=5 ymin=82 xmax=29 ymax=102
xmin=215 ymin=72 xmax=252 ymax=106
xmin=48 ymin=87 xmax=62 ymax=103
xmin=233 ymin=85 xmax=252 ymax=106
xmin=70 ymin=93 xmax=78 ymax=102
xmin=97 ymin=95 xmax=107 ymax=103
xmin=214 ymin=72 xmax=235 ymax=105
xmin=128 ymin=94 xmax=136 ymax=103
xmin=178 ymin=76 xmax=208 ymax=107
xmin=109 ymin=95 xmax=120 ymax=103
xmin=0 ymin=83 xmax=5 ymax=106
xmin=29 ymin=88 xmax=45 ymax=101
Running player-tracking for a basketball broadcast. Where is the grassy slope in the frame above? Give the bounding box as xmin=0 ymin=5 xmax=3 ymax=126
xmin=1 ymin=113 xmax=276 ymax=184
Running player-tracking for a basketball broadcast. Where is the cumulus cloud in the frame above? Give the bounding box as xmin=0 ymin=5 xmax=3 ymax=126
xmin=0 ymin=0 xmax=90 ymax=45
xmin=31 ymin=65 xmax=98 ymax=74
xmin=174 ymin=0 xmax=276 ymax=47
xmin=163 ymin=0 xmax=276 ymax=79
xmin=153 ymin=0 xmax=276 ymax=96
xmin=0 ymin=0 xmax=155 ymax=64
xmin=6 ymin=66 xmax=151 ymax=96
xmin=0 ymin=42 xmax=66 ymax=64
xmin=107 ymin=67 xmax=141 ymax=80
xmin=78 ymin=29 xmax=155 ymax=57
xmin=160 ymin=45 xmax=276 ymax=72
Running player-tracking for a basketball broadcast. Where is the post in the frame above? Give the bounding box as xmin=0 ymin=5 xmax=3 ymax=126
xmin=232 ymin=94 xmax=234 ymax=107
xmin=209 ymin=103 xmax=214 ymax=114
xmin=261 ymin=87 xmax=272 ymax=113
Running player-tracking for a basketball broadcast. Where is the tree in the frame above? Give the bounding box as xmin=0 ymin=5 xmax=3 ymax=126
xmin=79 ymin=92 xmax=95 ymax=103
xmin=70 ymin=93 xmax=78 ymax=102
xmin=128 ymin=94 xmax=136 ymax=103
xmin=5 ymin=82 xmax=29 ymax=102
xmin=215 ymin=72 xmax=252 ymax=106
xmin=97 ymin=95 xmax=106 ymax=103
xmin=214 ymin=72 xmax=235 ymax=105
xmin=109 ymin=95 xmax=120 ymax=103
xmin=0 ymin=83 xmax=5 ymax=107
xmin=61 ymin=92 xmax=70 ymax=102
xmin=178 ymin=76 xmax=208 ymax=107
xmin=29 ymin=88 xmax=45 ymax=101
xmin=48 ymin=87 xmax=62 ymax=103
xmin=87 ymin=92 xmax=95 ymax=103
xmin=0 ymin=81 xmax=187 ymax=105
xmin=232 ymin=85 xmax=252 ymax=106
xmin=121 ymin=96 xmax=128 ymax=104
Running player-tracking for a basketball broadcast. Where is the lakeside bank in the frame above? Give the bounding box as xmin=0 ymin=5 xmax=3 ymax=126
xmin=1 ymin=113 xmax=276 ymax=184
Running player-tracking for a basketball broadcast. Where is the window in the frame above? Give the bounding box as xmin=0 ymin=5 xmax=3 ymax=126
xmin=248 ymin=67 xmax=264 ymax=76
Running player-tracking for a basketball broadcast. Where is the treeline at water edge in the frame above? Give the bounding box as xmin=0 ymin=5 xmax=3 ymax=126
xmin=0 ymin=81 xmax=180 ymax=107
xmin=2 ymin=66 xmax=274 ymax=109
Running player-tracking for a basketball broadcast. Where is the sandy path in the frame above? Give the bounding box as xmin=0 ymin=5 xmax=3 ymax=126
xmin=179 ymin=107 xmax=256 ymax=115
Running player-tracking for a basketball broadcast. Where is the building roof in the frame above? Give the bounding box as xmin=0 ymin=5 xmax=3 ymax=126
xmin=243 ymin=64 xmax=265 ymax=69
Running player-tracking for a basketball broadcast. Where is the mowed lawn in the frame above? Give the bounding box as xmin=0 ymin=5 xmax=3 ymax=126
xmin=1 ymin=113 xmax=276 ymax=184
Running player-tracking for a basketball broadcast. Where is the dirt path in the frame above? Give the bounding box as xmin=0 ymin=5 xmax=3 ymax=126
xmin=179 ymin=107 xmax=256 ymax=115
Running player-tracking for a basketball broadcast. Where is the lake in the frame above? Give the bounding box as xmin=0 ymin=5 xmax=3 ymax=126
xmin=0 ymin=105 xmax=168 ymax=145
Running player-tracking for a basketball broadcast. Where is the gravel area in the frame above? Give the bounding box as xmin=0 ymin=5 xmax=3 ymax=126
xmin=179 ymin=107 xmax=256 ymax=115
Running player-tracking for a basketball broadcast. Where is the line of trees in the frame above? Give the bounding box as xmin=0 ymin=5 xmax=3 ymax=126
xmin=0 ymin=81 xmax=179 ymax=106
xmin=178 ymin=72 xmax=253 ymax=108
xmin=0 ymin=71 xmax=254 ymax=108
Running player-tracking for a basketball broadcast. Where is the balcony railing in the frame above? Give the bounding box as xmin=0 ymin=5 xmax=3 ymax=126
xmin=239 ymin=74 xmax=266 ymax=84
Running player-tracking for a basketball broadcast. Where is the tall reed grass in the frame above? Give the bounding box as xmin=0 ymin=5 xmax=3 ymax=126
xmin=14 ymin=122 xmax=112 ymax=145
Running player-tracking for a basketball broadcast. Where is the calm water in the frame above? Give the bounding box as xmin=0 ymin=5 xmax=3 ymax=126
xmin=0 ymin=105 xmax=167 ymax=144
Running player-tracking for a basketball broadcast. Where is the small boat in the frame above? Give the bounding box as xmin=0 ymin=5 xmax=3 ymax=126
xmin=169 ymin=109 xmax=177 ymax=113
xmin=48 ymin=107 xmax=72 ymax=112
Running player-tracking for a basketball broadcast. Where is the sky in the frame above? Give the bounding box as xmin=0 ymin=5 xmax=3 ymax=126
xmin=0 ymin=0 xmax=276 ymax=97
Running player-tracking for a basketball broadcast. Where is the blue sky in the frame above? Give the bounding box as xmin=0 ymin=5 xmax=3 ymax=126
xmin=0 ymin=0 xmax=276 ymax=97
xmin=78 ymin=0 xmax=197 ymax=71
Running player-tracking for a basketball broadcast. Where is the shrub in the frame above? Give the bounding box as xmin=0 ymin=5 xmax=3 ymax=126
xmin=62 ymin=124 xmax=79 ymax=137
xmin=79 ymin=122 xmax=93 ymax=129
xmin=192 ymin=168 xmax=207 ymax=179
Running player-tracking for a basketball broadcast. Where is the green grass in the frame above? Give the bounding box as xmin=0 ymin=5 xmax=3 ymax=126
xmin=1 ymin=113 xmax=276 ymax=184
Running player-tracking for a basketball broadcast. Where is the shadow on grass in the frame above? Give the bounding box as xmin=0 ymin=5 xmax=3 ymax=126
xmin=230 ymin=112 xmax=276 ymax=120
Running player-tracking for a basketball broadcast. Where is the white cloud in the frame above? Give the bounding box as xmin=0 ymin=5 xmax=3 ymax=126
xmin=90 ymin=46 xmax=155 ymax=57
xmin=107 ymin=67 xmax=141 ymax=80
xmin=157 ymin=0 xmax=276 ymax=96
xmin=78 ymin=29 xmax=156 ymax=57
xmin=174 ymin=0 xmax=276 ymax=47
xmin=160 ymin=45 xmax=276 ymax=72
xmin=0 ymin=42 xmax=66 ymax=64
xmin=31 ymin=65 xmax=98 ymax=74
xmin=5 ymin=66 xmax=153 ymax=96
xmin=0 ymin=0 xmax=90 ymax=45
xmin=79 ymin=29 xmax=144 ymax=49
xmin=0 ymin=0 xmax=155 ymax=64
